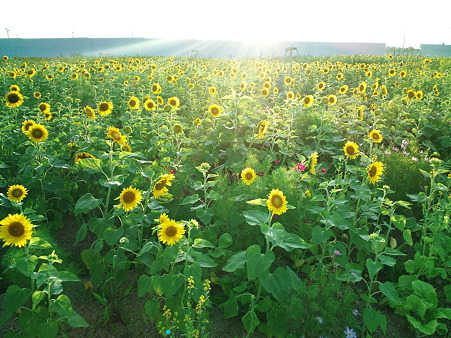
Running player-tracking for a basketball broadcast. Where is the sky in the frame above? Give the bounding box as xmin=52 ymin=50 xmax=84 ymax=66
xmin=1 ymin=0 xmax=451 ymax=48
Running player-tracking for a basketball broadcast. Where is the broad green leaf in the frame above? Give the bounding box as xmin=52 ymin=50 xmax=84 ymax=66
xmin=77 ymin=158 xmax=103 ymax=174
xmin=383 ymin=247 xmax=407 ymax=256
xmin=75 ymin=222 xmax=88 ymax=243
xmin=144 ymin=299 xmax=160 ymax=320
xmin=28 ymin=237 xmax=52 ymax=249
xmin=104 ymin=227 xmax=124 ymax=246
xmin=242 ymin=309 xmax=260 ymax=334
xmin=161 ymin=272 xmax=184 ymax=298
xmin=223 ymin=294 xmax=238 ymax=319
xmin=15 ymin=255 xmax=38 ymax=277
xmin=403 ymin=229 xmax=413 ymax=246
xmin=180 ymin=194 xmax=200 ymax=205
xmin=405 ymin=294 xmax=427 ymax=319
xmin=75 ymin=193 xmax=102 ymax=216
xmin=192 ymin=238 xmax=215 ymax=248
xmin=311 ymin=226 xmax=333 ymax=246
xmin=223 ymin=251 xmax=246 ymax=272
xmin=53 ymin=271 xmax=80 ymax=282
xmin=412 ymin=280 xmax=438 ymax=306
xmin=261 ymin=223 xmax=309 ymax=251
xmin=379 ymin=282 xmax=402 ymax=306
xmin=37 ymin=321 xmax=58 ymax=338
xmin=243 ymin=209 xmax=269 ymax=226
xmin=363 ymin=308 xmax=387 ymax=333
xmin=191 ymin=251 xmax=217 ymax=268
xmin=0 ymin=285 xmax=31 ymax=326
xmin=379 ymin=254 xmax=396 ymax=267
xmin=218 ymin=233 xmax=233 ymax=249
xmin=245 ymin=245 xmax=275 ymax=280
xmin=138 ymin=275 xmax=153 ymax=297
xmin=390 ymin=214 xmax=406 ymax=231
xmin=32 ymin=290 xmax=47 ymax=310
xmin=366 ymin=258 xmax=382 ymax=280
xmin=406 ymin=315 xmax=437 ymax=335
xmin=259 ymin=267 xmax=291 ymax=301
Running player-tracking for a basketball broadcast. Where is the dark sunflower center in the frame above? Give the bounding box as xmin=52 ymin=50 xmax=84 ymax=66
xmin=147 ymin=102 xmax=154 ymax=109
xmin=99 ymin=103 xmax=109 ymax=111
xmin=111 ymin=131 xmax=121 ymax=140
xmin=245 ymin=172 xmax=253 ymax=180
xmin=346 ymin=146 xmax=355 ymax=154
xmin=329 ymin=97 xmax=335 ymax=103
xmin=408 ymin=91 xmax=415 ymax=98
xmin=155 ymin=179 xmax=167 ymax=191
xmin=369 ymin=166 xmax=377 ymax=177
xmin=9 ymin=222 xmax=25 ymax=237
xmin=24 ymin=123 xmax=33 ymax=131
xmin=304 ymin=97 xmax=311 ymax=104
xmin=12 ymin=189 xmax=23 ymax=197
xmin=211 ymin=107 xmax=219 ymax=115
xmin=372 ymin=133 xmax=380 ymax=140
xmin=271 ymin=195 xmax=283 ymax=209
xmin=32 ymin=128 xmax=43 ymax=138
xmin=123 ymin=191 xmax=136 ymax=204
xmin=165 ymin=226 xmax=177 ymax=237
xmin=8 ymin=93 xmax=20 ymax=103
xmin=39 ymin=104 xmax=47 ymax=111
xmin=130 ymin=100 xmax=137 ymax=107
xmin=169 ymin=100 xmax=176 ymax=106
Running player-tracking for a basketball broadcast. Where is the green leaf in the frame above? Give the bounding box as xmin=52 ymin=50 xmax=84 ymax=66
xmin=161 ymin=272 xmax=184 ymax=298
xmin=311 ymin=226 xmax=333 ymax=246
xmin=379 ymin=254 xmax=396 ymax=267
xmin=223 ymin=294 xmax=238 ymax=319
xmin=242 ymin=308 xmax=260 ymax=334
xmin=403 ymin=229 xmax=413 ymax=246
xmin=180 ymin=193 xmax=200 ymax=205
xmin=223 ymin=251 xmax=246 ymax=272
xmin=0 ymin=285 xmax=31 ymax=326
xmin=104 ymin=227 xmax=124 ymax=246
xmin=192 ymin=238 xmax=215 ymax=248
xmin=218 ymin=233 xmax=233 ymax=249
xmin=406 ymin=315 xmax=438 ymax=335
xmin=15 ymin=255 xmax=38 ymax=277
xmin=412 ymin=280 xmax=438 ymax=306
xmin=53 ymin=271 xmax=80 ymax=282
xmin=37 ymin=321 xmax=58 ymax=338
xmin=77 ymin=158 xmax=103 ymax=174
xmin=99 ymin=179 xmax=123 ymax=188
xmin=259 ymin=267 xmax=291 ymax=301
xmin=379 ymin=282 xmax=402 ymax=306
xmin=144 ymin=299 xmax=160 ymax=320
xmin=75 ymin=193 xmax=102 ymax=216
xmin=383 ymin=247 xmax=407 ymax=256
xmin=28 ymin=237 xmax=52 ymax=249
xmin=366 ymin=258 xmax=383 ymax=280
xmin=32 ymin=291 xmax=47 ymax=310
xmin=261 ymin=223 xmax=309 ymax=251
xmin=363 ymin=308 xmax=387 ymax=333
xmin=191 ymin=251 xmax=217 ymax=268
xmin=243 ymin=209 xmax=269 ymax=226
xmin=75 ymin=222 xmax=88 ymax=243
xmin=245 ymin=245 xmax=275 ymax=280
xmin=390 ymin=214 xmax=406 ymax=231
xmin=405 ymin=294 xmax=428 ymax=319
xmin=49 ymin=295 xmax=88 ymax=328
xmin=138 ymin=275 xmax=153 ymax=297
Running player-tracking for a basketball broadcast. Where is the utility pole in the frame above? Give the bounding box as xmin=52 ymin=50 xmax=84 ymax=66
xmin=5 ymin=27 xmax=10 ymax=38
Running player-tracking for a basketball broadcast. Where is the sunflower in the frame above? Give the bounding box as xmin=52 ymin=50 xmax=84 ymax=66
xmin=71 ymin=73 xmax=79 ymax=80
xmin=85 ymin=106 xmax=96 ymax=118
xmin=7 ymin=185 xmax=28 ymax=203
xmin=144 ymin=99 xmax=156 ymax=111
xmin=173 ymin=124 xmax=183 ymax=133
xmin=381 ymin=85 xmax=388 ymax=96
xmin=3 ymin=55 xmax=8 ymax=61
xmin=98 ymin=101 xmax=114 ymax=116
xmin=302 ymin=95 xmax=314 ymax=107
xmin=240 ymin=81 xmax=246 ymax=91
xmin=194 ymin=118 xmax=202 ymax=126
xmin=118 ymin=186 xmax=142 ymax=211
xmin=168 ymin=96 xmax=180 ymax=109
xmin=399 ymin=70 xmax=407 ymax=78
xmin=152 ymin=174 xmax=175 ymax=198
xmin=286 ymin=91 xmax=295 ymax=100
xmin=358 ymin=82 xmax=367 ymax=93
xmin=26 ymin=68 xmax=37 ymax=77
xmin=339 ymin=85 xmax=349 ymax=94
xmin=369 ymin=130 xmax=383 ymax=143
xmin=388 ymin=69 xmax=396 ymax=76
xmin=261 ymin=87 xmax=270 ymax=97
xmin=34 ymin=92 xmax=41 ymax=98
xmin=158 ymin=219 xmax=186 ymax=245
xmin=309 ymin=152 xmax=318 ymax=175
xmin=336 ymin=73 xmax=344 ymax=80
xmin=27 ymin=124 xmax=48 ymax=143
xmin=152 ymin=83 xmax=162 ymax=94
xmin=157 ymin=96 xmax=164 ymax=105
xmin=122 ymin=143 xmax=132 ymax=152
xmin=367 ymin=162 xmax=384 ymax=184
xmin=356 ymin=105 xmax=364 ymax=120
xmin=106 ymin=126 xmax=127 ymax=145
xmin=209 ymin=105 xmax=222 ymax=118
xmin=284 ymin=76 xmax=293 ymax=86
xmin=266 ymin=189 xmax=288 ymax=215
xmin=258 ymin=120 xmax=270 ymax=138
xmin=22 ymin=120 xmax=36 ymax=134
xmin=343 ymin=141 xmax=360 ymax=159
xmin=39 ymin=102 xmax=50 ymax=113
xmin=9 ymin=85 xmax=20 ymax=92
xmin=415 ymin=91 xmax=423 ymax=100
xmin=406 ymin=89 xmax=416 ymax=99
xmin=241 ymin=168 xmax=256 ymax=185
xmin=74 ymin=152 xmax=96 ymax=163
xmin=327 ymin=94 xmax=338 ymax=105
xmin=128 ymin=96 xmax=140 ymax=110
xmin=208 ymin=87 xmax=217 ymax=95
xmin=0 ymin=213 xmax=34 ymax=247
xmin=44 ymin=112 xmax=52 ymax=121
xmin=5 ymin=91 xmax=24 ymax=108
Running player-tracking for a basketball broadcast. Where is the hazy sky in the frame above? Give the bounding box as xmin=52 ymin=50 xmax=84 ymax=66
xmin=2 ymin=0 xmax=451 ymax=48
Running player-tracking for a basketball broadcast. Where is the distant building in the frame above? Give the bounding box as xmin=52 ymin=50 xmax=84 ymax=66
xmin=420 ymin=44 xmax=451 ymax=57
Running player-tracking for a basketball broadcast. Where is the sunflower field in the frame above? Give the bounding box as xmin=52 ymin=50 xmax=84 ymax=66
xmin=0 ymin=54 xmax=450 ymax=338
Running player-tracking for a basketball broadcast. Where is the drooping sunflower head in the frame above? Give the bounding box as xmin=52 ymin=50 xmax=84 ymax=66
xmin=309 ymin=152 xmax=319 ymax=175
xmin=0 ymin=213 xmax=34 ymax=247
xmin=106 ymin=126 xmax=127 ymax=145
xmin=121 ymin=143 xmax=132 ymax=152
xmin=7 ymin=185 xmax=28 ymax=203
xmin=98 ymin=101 xmax=114 ymax=116
xmin=38 ymin=102 xmax=50 ymax=113
xmin=173 ymin=124 xmax=183 ymax=133
xmin=358 ymin=82 xmax=367 ymax=93
xmin=27 ymin=124 xmax=49 ymax=143
xmin=152 ymin=174 xmax=175 ymax=198
xmin=256 ymin=120 xmax=269 ymax=138
xmin=21 ymin=120 xmax=36 ymax=134
xmin=74 ymin=152 xmax=96 ymax=163
xmin=343 ymin=141 xmax=360 ymax=159
xmin=152 ymin=83 xmax=162 ymax=94
xmin=369 ymin=130 xmax=383 ymax=143
xmin=209 ymin=105 xmax=222 ymax=118
xmin=303 ymin=95 xmax=314 ymax=107
xmin=128 ymin=96 xmax=140 ymax=110
xmin=118 ymin=186 xmax=142 ymax=211
xmin=5 ymin=91 xmax=24 ymax=108
xmin=158 ymin=219 xmax=186 ymax=246
xmin=241 ymin=168 xmax=256 ymax=185
xmin=266 ymin=189 xmax=288 ymax=215
xmin=84 ymin=106 xmax=96 ymax=118
xmin=9 ymin=84 xmax=20 ymax=92
xmin=367 ymin=162 xmax=384 ymax=184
